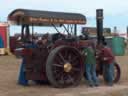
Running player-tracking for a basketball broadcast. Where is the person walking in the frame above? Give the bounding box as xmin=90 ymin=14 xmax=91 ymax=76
xmin=83 ymin=45 xmax=99 ymax=87
xmin=97 ymin=42 xmax=115 ymax=86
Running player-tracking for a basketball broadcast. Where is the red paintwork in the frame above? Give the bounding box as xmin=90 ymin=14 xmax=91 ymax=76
xmin=0 ymin=26 xmax=7 ymax=48
xmin=10 ymin=37 xmax=17 ymax=53
xmin=10 ymin=36 xmax=23 ymax=53
xmin=22 ymin=39 xmax=93 ymax=81
xmin=53 ymin=39 xmax=93 ymax=49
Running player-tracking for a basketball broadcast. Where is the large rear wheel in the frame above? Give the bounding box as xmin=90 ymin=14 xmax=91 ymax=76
xmin=46 ymin=46 xmax=84 ymax=88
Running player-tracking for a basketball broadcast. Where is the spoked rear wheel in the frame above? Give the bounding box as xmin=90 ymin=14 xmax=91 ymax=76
xmin=46 ymin=46 xmax=84 ymax=88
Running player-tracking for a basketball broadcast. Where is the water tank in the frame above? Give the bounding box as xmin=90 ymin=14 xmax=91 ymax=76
xmin=112 ymin=37 xmax=125 ymax=56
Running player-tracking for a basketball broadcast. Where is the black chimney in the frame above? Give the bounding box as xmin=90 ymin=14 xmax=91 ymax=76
xmin=96 ymin=9 xmax=104 ymax=44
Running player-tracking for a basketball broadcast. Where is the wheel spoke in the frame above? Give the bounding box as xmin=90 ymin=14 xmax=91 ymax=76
xmin=59 ymin=74 xmax=65 ymax=84
xmin=71 ymin=60 xmax=80 ymax=67
xmin=58 ymin=53 xmax=66 ymax=63
xmin=53 ymin=68 xmax=63 ymax=74
xmin=53 ymin=64 xmax=63 ymax=68
xmin=55 ymin=71 xmax=63 ymax=80
xmin=56 ymin=59 xmax=63 ymax=65
xmin=68 ymin=54 xmax=72 ymax=61
xmin=64 ymin=50 xmax=68 ymax=59
xmin=72 ymin=67 xmax=81 ymax=72
xmin=67 ymin=74 xmax=74 ymax=84
xmin=70 ymin=55 xmax=79 ymax=63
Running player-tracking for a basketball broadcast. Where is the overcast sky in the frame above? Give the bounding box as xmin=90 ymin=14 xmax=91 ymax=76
xmin=0 ymin=0 xmax=128 ymax=35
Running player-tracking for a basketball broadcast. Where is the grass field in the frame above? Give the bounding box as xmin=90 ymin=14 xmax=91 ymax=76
xmin=0 ymin=55 xmax=128 ymax=96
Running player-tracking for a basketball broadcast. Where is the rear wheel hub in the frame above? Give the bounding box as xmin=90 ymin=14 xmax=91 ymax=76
xmin=64 ymin=63 xmax=72 ymax=72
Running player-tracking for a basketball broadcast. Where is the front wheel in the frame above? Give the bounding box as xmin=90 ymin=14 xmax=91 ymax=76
xmin=113 ymin=63 xmax=121 ymax=83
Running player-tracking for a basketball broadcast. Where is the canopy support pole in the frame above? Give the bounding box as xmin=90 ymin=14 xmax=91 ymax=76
xmin=21 ymin=24 xmax=30 ymax=42
xmin=74 ymin=24 xmax=77 ymax=36
xmin=32 ymin=24 xmax=34 ymax=43
xmin=52 ymin=24 xmax=61 ymax=33
xmin=62 ymin=24 xmax=70 ymax=35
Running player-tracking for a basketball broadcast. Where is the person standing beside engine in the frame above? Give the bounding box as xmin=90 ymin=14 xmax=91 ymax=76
xmin=83 ymin=45 xmax=99 ymax=87
xmin=97 ymin=42 xmax=115 ymax=86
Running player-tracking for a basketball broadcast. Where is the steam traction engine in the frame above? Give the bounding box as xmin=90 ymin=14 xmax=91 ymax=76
xmin=8 ymin=9 xmax=120 ymax=88
xmin=8 ymin=9 xmax=89 ymax=88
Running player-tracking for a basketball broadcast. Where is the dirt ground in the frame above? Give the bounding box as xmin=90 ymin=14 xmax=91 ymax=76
xmin=0 ymin=55 xmax=128 ymax=96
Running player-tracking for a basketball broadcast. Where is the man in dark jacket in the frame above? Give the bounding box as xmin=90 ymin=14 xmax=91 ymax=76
xmin=98 ymin=43 xmax=115 ymax=86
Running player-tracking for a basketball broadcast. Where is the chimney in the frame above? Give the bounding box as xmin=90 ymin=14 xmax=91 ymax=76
xmin=96 ymin=9 xmax=104 ymax=44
